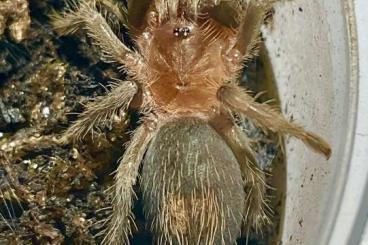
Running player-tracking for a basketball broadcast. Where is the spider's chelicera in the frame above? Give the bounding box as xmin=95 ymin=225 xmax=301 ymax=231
xmin=52 ymin=0 xmax=331 ymax=244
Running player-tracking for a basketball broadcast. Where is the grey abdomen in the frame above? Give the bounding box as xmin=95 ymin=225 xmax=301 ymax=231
xmin=141 ymin=118 xmax=245 ymax=244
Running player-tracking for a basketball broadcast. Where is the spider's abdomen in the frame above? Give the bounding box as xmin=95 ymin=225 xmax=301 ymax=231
xmin=141 ymin=118 xmax=245 ymax=244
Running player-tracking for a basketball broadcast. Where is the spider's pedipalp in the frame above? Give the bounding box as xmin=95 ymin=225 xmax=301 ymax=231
xmin=62 ymin=81 xmax=138 ymax=143
xmin=217 ymin=83 xmax=332 ymax=159
xmin=52 ymin=0 xmax=140 ymax=66
xmin=103 ymin=124 xmax=154 ymax=245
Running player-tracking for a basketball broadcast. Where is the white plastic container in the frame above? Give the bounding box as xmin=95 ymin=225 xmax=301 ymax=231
xmin=263 ymin=0 xmax=366 ymax=244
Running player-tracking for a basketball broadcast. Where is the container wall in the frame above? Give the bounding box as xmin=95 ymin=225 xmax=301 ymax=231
xmin=264 ymin=0 xmax=357 ymax=244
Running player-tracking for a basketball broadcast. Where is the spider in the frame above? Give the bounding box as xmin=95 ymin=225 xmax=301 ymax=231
xmin=52 ymin=0 xmax=331 ymax=244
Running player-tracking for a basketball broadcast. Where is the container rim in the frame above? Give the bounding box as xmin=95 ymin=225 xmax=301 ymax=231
xmin=318 ymin=0 xmax=360 ymax=244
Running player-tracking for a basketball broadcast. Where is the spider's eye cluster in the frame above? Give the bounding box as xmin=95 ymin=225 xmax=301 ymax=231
xmin=173 ymin=26 xmax=191 ymax=39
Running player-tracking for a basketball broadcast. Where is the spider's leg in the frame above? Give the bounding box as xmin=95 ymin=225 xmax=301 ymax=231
xmin=212 ymin=118 xmax=270 ymax=234
xmin=51 ymin=0 xmax=140 ymax=65
xmin=98 ymin=0 xmax=127 ymax=24
xmin=217 ymin=83 xmax=332 ymax=159
xmin=126 ymin=0 xmax=151 ymax=30
xmin=232 ymin=1 xmax=269 ymax=62
xmin=102 ymin=124 xmax=154 ymax=245
xmin=62 ymin=81 xmax=138 ymax=143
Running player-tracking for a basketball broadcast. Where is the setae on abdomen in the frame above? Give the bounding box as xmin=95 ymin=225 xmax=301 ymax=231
xmin=141 ymin=118 xmax=245 ymax=244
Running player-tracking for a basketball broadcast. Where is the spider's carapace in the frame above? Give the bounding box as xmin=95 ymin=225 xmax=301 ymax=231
xmin=135 ymin=16 xmax=242 ymax=118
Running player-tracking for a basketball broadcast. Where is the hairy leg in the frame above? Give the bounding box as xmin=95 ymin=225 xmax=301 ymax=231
xmin=98 ymin=0 xmax=127 ymax=24
xmin=231 ymin=0 xmax=289 ymax=62
xmin=126 ymin=0 xmax=151 ymax=30
xmin=218 ymin=83 xmax=331 ymax=159
xmin=211 ymin=117 xmax=270 ymax=233
xmin=51 ymin=0 xmax=140 ymax=65
xmin=102 ymin=124 xmax=154 ymax=245
xmin=234 ymin=1 xmax=267 ymax=62
xmin=62 ymin=81 xmax=138 ymax=143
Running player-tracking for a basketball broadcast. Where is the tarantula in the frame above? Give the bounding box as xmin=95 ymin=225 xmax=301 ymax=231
xmin=52 ymin=0 xmax=331 ymax=244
